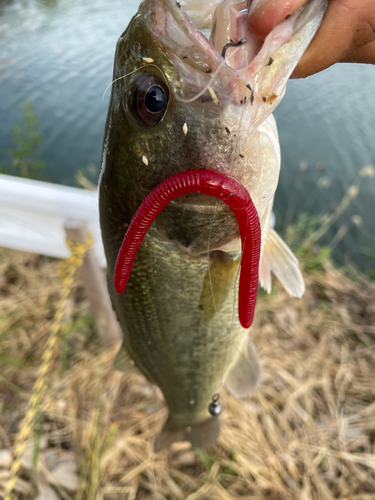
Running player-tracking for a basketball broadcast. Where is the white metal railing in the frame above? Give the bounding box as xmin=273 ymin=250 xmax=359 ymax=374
xmin=0 ymin=174 xmax=106 ymax=266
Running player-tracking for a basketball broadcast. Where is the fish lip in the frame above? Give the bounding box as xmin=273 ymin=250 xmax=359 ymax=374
xmin=138 ymin=187 xmax=238 ymax=214
xmin=143 ymin=0 xmax=234 ymax=70
xmin=146 ymin=0 xmax=249 ymax=65
xmin=139 ymin=166 xmax=252 ymax=213
xmin=169 ymin=196 xmax=233 ymax=214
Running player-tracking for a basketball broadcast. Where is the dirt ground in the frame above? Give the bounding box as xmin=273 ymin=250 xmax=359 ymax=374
xmin=0 ymin=247 xmax=374 ymax=500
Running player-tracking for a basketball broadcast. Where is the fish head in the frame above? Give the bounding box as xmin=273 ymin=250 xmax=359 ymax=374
xmin=100 ymin=0 xmax=328 ymax=257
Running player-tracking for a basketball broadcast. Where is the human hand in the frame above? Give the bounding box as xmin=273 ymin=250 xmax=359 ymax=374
xmin=248 ymin=0 xmax=375 ymax=78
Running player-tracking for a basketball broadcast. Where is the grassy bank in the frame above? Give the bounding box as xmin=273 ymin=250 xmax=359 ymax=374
xmin=0 ymin=246 xmax=374 ymax=499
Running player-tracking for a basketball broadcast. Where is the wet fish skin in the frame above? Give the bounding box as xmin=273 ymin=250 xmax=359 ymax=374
xmin=99 ymin=5 xmax=267 ymax=257
xmin=99 ymin=11 xmax=245 ymax=443
xmin=99 ymin=0 xmax=328 ymax=449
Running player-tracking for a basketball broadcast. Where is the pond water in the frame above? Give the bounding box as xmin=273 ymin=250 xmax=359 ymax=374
xmin=0 ymin=0 xmax=374 ymax=271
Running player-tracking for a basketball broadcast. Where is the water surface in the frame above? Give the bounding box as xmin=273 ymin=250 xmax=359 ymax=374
xmin=1 ymin=0 xmax=374 ymax=269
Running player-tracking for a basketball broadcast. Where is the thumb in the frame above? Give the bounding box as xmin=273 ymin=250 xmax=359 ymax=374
xmin=248 ymin=0 xmax=307 ymax=40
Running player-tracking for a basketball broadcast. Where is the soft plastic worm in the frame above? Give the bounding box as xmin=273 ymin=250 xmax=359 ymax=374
xmin=114 ymin=169 xmax=261 ymax=328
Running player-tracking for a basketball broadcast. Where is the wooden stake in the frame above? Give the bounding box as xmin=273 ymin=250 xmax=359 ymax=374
xmin=64 ymin=219 xmax=122 ymax=347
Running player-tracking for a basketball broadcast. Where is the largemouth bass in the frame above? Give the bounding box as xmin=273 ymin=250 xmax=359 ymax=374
xmin=99 ymin=0 xmax=328 ymax=450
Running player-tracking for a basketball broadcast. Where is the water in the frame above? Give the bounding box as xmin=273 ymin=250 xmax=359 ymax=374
xmin=273 ymin=65 xmax=375 ymax=270
xmin=0 ymin=0 xmax=135 ymax=183
xmin=1 ymin=0 xmax=374 ymax=270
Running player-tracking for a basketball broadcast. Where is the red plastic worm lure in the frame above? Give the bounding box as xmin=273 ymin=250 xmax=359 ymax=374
xmin=114 ymin=169 xmax=261 ymax=328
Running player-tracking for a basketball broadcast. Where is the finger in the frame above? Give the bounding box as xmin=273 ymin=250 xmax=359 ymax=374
xmin=292 ymin=0 xmax=375 ymax=78
xmin=248 ymin=0 xmax=308 ymax=40
xmin=340 ymin=39 xmax=375 ymax=65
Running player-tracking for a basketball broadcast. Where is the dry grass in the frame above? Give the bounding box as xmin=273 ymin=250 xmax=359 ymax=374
xmin=0 ymin=247 xmax=374 ymax=499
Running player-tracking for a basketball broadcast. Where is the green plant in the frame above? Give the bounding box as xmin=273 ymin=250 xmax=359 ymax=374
xmin=284 ymin=165 xmax=375 ymax=273
xmin=2 ymin=100 xmax=45 ymax=179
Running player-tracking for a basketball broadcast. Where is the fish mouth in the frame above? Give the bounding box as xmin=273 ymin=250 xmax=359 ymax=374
xmin=144 ymin=0 xmax=328 ymax=108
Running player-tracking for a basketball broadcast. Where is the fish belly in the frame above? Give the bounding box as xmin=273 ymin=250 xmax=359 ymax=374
xmin=109 ymin=232 xmax=246 ymax=427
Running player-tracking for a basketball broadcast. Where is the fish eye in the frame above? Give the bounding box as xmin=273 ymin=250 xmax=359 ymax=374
xmin=144 ymin=85 xmax=167 ymax=113
xmin=133 ymin=75 xmax=169 ymax=126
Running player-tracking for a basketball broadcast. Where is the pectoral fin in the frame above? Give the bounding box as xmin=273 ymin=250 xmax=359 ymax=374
xmin=113 ymin=345 xmax=142 ymax=375
xmin=260 ymin=228 xmax=305 ymax=298
xmin=259 ymin=245 xmax=272 ymax=294
xmin=225 ymin=338 xmax=261 ymax=398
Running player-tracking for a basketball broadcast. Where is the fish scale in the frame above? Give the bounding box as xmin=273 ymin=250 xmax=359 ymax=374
xmin=99 ymin=0 xmax=328 ymax=449
xmin=119 ymin=237 xmax=243 ymax=424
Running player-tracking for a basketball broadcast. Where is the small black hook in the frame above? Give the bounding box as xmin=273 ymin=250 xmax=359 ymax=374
xmin=221 ymin=38 xmax=247 ymax=59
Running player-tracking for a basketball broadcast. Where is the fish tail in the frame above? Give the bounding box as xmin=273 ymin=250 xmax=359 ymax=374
xmin=154 ymin=417 xmax=220 ymax=452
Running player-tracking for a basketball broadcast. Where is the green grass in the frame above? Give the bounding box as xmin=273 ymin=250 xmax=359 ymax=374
xmin=1 ymin=100 xmax=45 ymax=180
